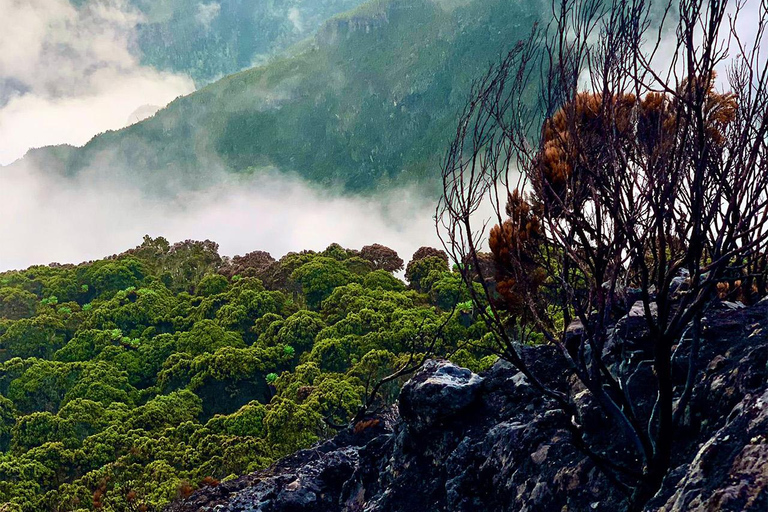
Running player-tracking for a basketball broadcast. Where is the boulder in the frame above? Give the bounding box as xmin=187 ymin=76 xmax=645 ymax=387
xmin=398 ymin=359 xmax=484 ymax=433
xmin=614 ymin=300 xmax=657 ymax=352
xmin=658 ymin=389 xmax=768 ymax=511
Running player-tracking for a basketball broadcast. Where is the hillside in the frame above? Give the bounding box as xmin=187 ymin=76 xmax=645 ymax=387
xmin=18 ymin=0 xmax=539 ymax=193
xmin=168 ymin=302 xmax=768 ymax=512
xmin=0 ymin=237 xmax=490 ymax=511
xmin=130 ymin=0 xmax=369 ymax=86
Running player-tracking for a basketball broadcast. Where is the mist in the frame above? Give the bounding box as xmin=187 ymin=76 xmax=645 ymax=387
xmin=0 ymin=0 xmax=194 ymax=165
xmin=0 ymin=161 xmax=442 ymax=271
xmin=0 ymin=0 xmax=444 ymax=272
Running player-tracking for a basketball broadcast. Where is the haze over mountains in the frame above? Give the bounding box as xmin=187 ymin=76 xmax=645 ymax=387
xmin=10 ymin=0 xmax=537 ymax=192
xmin=132 ymin=0 xmax=370 ymax=86
xmin=1 ymin=0 xmax=538 ymax=270
xmin=0 ymin=0 xmax=370 ymax=166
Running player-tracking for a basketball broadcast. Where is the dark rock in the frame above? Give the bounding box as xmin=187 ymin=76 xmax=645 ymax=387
xmin=614 ymin=300 xmax=657 ymax=350
xmin=398 ymin=359 xmax=483 ymax=433
xmin=167 ymin=302 xmax=768 ymax=512
xmin=656 ymin=389 xmax=768 ymax=511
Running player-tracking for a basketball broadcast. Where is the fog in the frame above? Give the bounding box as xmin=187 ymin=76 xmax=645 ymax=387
xmin=4 ymin=1 xmax=761 ymax=272
xmin=0 ymin=161 xmax=441 ymax=271
xmin=0 ymin=0 xmax=194 ymax=165
xmin=0 ymin=0 xmax=443 ymax=272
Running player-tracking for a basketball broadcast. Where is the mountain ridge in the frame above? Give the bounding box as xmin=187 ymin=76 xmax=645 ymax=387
xmin=10 ymin=0 xmax=539 ymax=194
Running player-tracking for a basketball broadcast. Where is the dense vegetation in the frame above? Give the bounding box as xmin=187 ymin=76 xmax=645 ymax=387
xmin=0 ymin=237 xmax=492 ymax=511
xmin=21 ymin=0 xmax=538 ymax=193
xmin=129 ymin=0 xmax=367 ymax=86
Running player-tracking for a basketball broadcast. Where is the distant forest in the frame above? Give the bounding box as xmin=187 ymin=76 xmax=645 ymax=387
xmin=21 ymin=0 xmax=537 ymax=193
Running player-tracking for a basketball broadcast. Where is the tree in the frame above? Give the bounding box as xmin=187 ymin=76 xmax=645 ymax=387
xmin=196 ymin=274 xmax=229 ymax=296
xmin=129 ymin=390 xmax=202 ymax=432
xmin=404 ymin=256 xmax=449 ymax=292
xmin=62 ymin=361 xmax=135 ymax=408
xmin=53 ymin=329 xmax=122 ymax=362
xmin=262 ymin=398 xmax=322 ymax=458
xmin=219 ymin=250 xmax=275 ymax=279
xmin=359 ymin=244 xmax=405 ymax=272
xmin=275 ymin=311 xmax=326 ymax=354
xmin=57 ymin=398 xmax=110 ymax=442
xmin=176 ymin=320 xmax=245 ymax=356
xmin=205 ymin=401 xmax=267 ymax=437
xmin=6 ymin=360 xmax=81 ymax=414
xmin=0 ymin=288 xmax=37 ymax=320
xmin=409 ymin=247 xmax=449 ymax=266
xmin=11 ymin=412 xmax=70 ymax=453
xmin=0 ymin=316 xmax=67 ymax=361
xmin=81 ymin=258 xmax=146 ymax=298
xmin=291 ymin=257 xmax=358 ymax=309
xmin=0 ymin=394 xmax=16 ymax=451
xmin=363 ymin=270 xmax=406 ymax=291
xmin=437 ymin=0 xmax=768 ymax=508
xmin=307 ymin=335 xmax=362 ymax=373
xmin=404 ymin=247 xmax=449 ymax=291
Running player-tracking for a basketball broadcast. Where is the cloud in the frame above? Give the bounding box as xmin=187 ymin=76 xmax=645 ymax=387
xmin=0 ymin=0 xmax=194 ymax=165
xmin=288 ymin=7 xmax=303 ymax=32
xmin=0 ymin=162 xmax=441 ymax=272
xmin=196 ymin=2 xmax=221 ymax=30
xmin=0 ymin=0 xmax=445 ymax=272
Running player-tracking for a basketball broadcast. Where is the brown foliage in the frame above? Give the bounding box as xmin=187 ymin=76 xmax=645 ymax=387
xmin=359 ymin=244 xmax=404 ymax=272
xmin=219 ymin=250 xmax=276 ymax=278
xmin=410 ymin=247 xmax=449 ymax=264
xmin=199 ymin=476 xmax=220 ymax=488
xmin=353 ymin=418 xmax=381 ymax=434
xmin=489 ymin=190 xmax=547 ymax=317
xmin=176 ymin=482 xmax=195 ymax=500
xmin=533 ymin=77 xmax=736 ymax=218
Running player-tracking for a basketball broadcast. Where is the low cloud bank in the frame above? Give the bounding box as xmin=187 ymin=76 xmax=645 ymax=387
xmin=0 ymin=163 xmax=442 ymax=271
xmin=0 ymin=0 xmax=194 ymax=165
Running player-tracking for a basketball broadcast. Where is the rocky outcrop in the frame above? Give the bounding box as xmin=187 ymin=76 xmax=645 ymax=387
xmin=657 ymin=389 xmax=768 ymax=511
xmin=397 ymin=359 xmax=484 ymax=433
xmin=316 ymin=10 xmax=390 ymax=46
xmin=167 ymin=301 xmax=768 ymax=512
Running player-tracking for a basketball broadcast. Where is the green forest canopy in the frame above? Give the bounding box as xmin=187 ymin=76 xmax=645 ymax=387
xmin=0 ymin=237 xmax=492 ymax=511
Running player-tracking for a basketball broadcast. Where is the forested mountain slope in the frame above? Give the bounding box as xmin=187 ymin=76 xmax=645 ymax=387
xmin=16 ymin=0 xmax=539 ymax=193
xmin=0 ymin=237 xmax=491 ymax=511
xmin=129 ymin=0 xmax=369 ymax=86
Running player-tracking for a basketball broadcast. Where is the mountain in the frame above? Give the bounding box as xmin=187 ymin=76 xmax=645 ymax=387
xmin=18 ymin=0 xmax=539 ymax=193
xmin=129 ymin=0 xmax=370 ymax=86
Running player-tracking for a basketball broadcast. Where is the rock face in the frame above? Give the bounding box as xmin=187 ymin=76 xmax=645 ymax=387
xmin=397 ymin=359 xmax=484 ymax=433
xmin=167 ymin=302 xmax=768 ymax=512
xmin=657 ymin=389 xmax=768 ymax=511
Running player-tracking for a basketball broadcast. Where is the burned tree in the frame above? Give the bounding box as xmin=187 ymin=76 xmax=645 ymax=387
xmin=438 ymin=0 xmax=768 ymax=508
